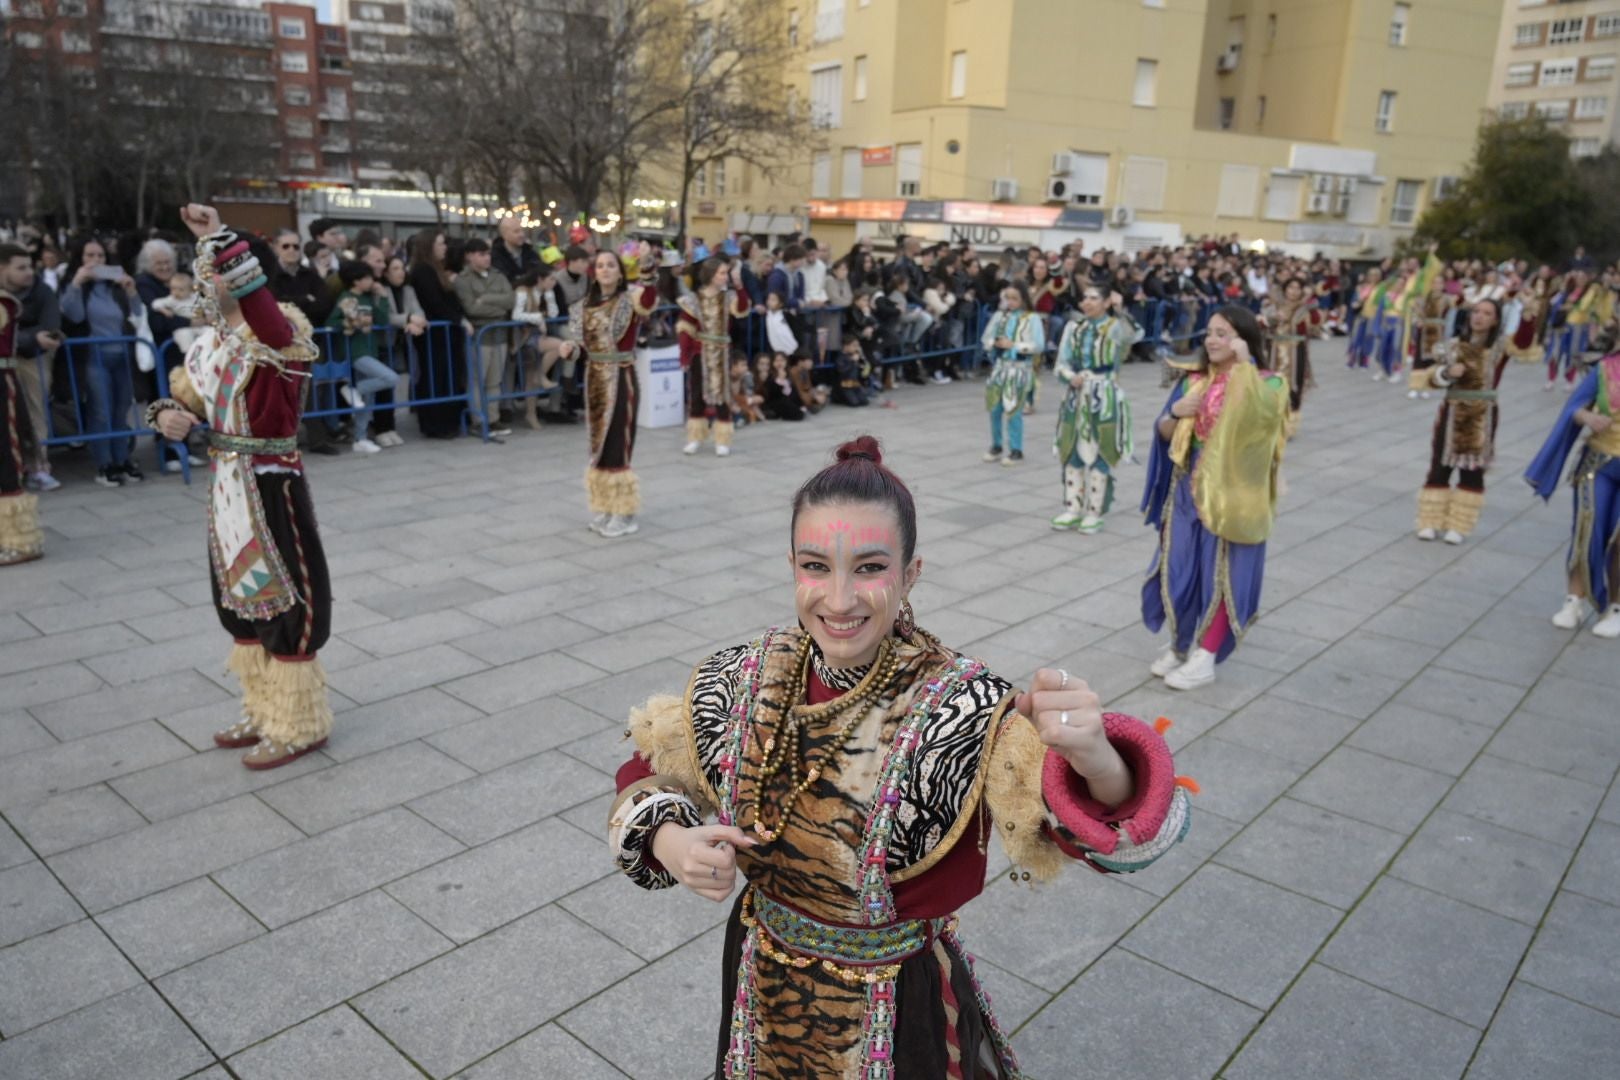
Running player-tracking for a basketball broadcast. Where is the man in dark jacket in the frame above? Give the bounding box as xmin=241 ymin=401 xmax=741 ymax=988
xmin=491 ymin=216 xmax=541 ymax=283
xmin=269 ymin=230 xmax=335 ymax=326
xmin=268 ymin=229 xmax=340 ymax=452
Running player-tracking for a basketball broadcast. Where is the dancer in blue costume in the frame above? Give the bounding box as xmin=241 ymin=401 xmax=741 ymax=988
xmin=1141 ymin=306 xmax=1288 ymax=690
xmin=980 ymin=281 xmax=1045 ymax=467
xmin=1526 ymin=351 xmax=1620 ymax=638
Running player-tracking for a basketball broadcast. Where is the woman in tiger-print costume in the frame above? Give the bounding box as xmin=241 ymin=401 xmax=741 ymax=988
xmin=608 ymin=436 xmax=1191 ymax=1079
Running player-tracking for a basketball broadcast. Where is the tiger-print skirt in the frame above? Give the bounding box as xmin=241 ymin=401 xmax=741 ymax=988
xmin=712 ymin=890 xmax=1014 ymax=1080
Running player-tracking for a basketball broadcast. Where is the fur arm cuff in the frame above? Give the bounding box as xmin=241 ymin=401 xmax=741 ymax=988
xmin=608 ymin=778 xmax=703 ymax=890
xmin=626 ymin=693 xmax=716 ymax=815
xmin=1041 ymin=713 xmax=1192 ymax=874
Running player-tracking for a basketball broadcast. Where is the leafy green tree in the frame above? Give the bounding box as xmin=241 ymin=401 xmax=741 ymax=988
xmin=1413 ymin=116 xmax=1593 ymax=265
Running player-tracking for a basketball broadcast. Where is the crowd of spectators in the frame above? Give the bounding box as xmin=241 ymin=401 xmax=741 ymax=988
xmin=3 ymin=212 xmax=1616 ymax=492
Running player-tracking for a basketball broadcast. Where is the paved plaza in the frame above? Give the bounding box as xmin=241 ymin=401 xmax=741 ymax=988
xmin=0 ymin=338 xmax=1616 ymax=1080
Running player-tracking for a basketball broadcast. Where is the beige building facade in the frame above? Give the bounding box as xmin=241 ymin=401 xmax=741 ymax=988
xmin=678 ymin=0 xmax=1502 ymax=257
xmin=1486 ymin=0 xmax=1620 ymax=157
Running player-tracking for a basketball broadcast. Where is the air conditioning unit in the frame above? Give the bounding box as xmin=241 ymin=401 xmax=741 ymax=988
xmin=991 ymin=177 xmax=1019 ymax=202
xmin=1045 ymin=175 xmax=1072 ymax=202
xmin=1307 ymin=192 xmax=1331 ymax=215
xmin=1051 ymin=152 xmax=1076 ymax=176
xmin=1337 ymin=176 xmax=1358 ymax=195
xmin=1216 ymin=50 xmax=1239 ymax=73
xmin=1108 ymin=205 xmax=1134 ymax=227
xmin=1332 ymin=194 xmax=1351 ymax=215
xmin=1312 ymin=174 xmax=1333 ymax=194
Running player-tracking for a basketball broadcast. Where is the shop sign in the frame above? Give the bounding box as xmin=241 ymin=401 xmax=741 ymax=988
xmin=861 ymin=146 xmax=894 ymax=167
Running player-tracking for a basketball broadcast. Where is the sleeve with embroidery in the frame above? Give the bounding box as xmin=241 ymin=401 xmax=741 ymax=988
xmin=607 ymin=646 xmax=746 ymax=889
xmin=983 ymin=706 xmax=1191 ymax=881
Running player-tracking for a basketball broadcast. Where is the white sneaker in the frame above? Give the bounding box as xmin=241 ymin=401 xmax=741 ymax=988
xmin=353 ymin=438 xmax=381 ymax=454
xmin=1416 ymin=527 xmax=1437 ymax=542
xmin=375 ymin=431 xmax=400 ymax=447
xmin=1593 ymin=605 xmax=1620 ymax=638
xmin=931 ymin=371 xmax=952 ymax=384
xmin=339 ymin=385 xmax=358 ymax=408
xmin=27 ymin=471 xmax=61 ymax=492
xmin=1075 ymin=515 xmax=1104 ymax=535
xmin=1150 ymin=648 xmax=1186 ymax=678
xmin=600 ymin=514 xmax=639 ymax=538
xmin=1544 ymin=381 xmax=1556 ymax=392
xmin=683 ymin=441 xmax=702 ymax=455
xmin=588 ymin=512 xmax=609 ymax=534
xmin=1443 ymin=529 xmax=1465 ymax=545
xmin=163 ymin=460 xmax=183 ymax=474
xmin=1420 ymin=391 xmax=1432 ymax=399
xmin=982 ymin=449 xmax=1003 ymax=463
xmin=715 ymin=444 xmax=730 ymax=457
xmin=1165 ymin=647 xmax=1217 ymax=690
xmin=1564 ymin=381 xmax=1576 ymax=393
xmin=1051 ymin=510 xmax=1083 ymax=530
xmin=1371 ymin=371 xmax=1384 ymax=382
xmin=1551 ymin=594 xmax=1586 ymax=630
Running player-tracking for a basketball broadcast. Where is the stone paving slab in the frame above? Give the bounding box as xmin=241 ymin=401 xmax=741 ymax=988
xmin=2 ymin=340 xmax=1618 ymax=1077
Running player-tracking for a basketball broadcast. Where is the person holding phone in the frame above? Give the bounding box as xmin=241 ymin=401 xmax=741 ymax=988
xmin=60 ymin=237 xmax=148 ymax=487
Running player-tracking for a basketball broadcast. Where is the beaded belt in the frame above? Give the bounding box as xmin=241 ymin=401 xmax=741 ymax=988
xmin=207 ymin=431 xmax=299 ymax=456
xmin=697 ymin=333 xmax=732 ymax=345
xmin=1444 ymin=389 xmax=1497 ymax=402
xmin=741 ymin=888 xmax=952 ymax=986
xmin=588 ymin=350 xmax=636 ymax=366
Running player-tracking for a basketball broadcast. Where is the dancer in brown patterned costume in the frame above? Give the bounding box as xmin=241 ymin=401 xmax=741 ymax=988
xmin=559 ymin=250 xmax=656 ymax=539
xmin=608 ymin=436 xmax=1192 ymax=1078
xmin=0 ymin=247 xmax=45 ymax=566
xmin=1415 ymin=298 xmax=1508 ymax=546
xmin=679 ymin=257 xmax=749 ymax=457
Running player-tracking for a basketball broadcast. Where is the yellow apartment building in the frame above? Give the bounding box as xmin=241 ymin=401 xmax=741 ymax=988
xmin=673 ymin=0 xmax=1502 ymax=258
xmin=1486 ymin=0 xmax=1620 ymax=157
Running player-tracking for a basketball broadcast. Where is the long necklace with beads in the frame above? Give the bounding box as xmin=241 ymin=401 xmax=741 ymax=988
xmin=748 ymin=636 xmax=900 ymax=842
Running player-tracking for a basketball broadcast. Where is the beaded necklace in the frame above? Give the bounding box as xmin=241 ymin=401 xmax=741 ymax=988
xmin=747 ymin=635 xmax=901 ymax=843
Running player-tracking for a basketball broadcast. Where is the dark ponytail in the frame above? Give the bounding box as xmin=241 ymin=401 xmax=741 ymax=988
xmin=791 ymin=436 xmax=918 ymax=563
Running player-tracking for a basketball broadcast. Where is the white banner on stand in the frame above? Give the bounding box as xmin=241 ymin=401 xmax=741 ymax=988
xmin=636 ymin=344 xmax=685 ymax=429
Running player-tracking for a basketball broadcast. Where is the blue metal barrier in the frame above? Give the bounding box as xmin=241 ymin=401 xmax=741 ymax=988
xmin=39 ymin=335 xmax=168 ymax=473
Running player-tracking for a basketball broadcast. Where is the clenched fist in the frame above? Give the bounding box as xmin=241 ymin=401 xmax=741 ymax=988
xmin=155 ymin=407 xmax=201 ymax=442
xmin=651 ymin=823 xmax=757 ymax=903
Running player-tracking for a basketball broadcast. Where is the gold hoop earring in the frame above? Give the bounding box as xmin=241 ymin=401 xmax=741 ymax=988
xmin=894 ymin=600 xmax=916 ymax=640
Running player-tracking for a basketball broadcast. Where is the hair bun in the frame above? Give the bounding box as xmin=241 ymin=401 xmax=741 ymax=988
xmin=834 ymin=435 xmax=883 ymax=466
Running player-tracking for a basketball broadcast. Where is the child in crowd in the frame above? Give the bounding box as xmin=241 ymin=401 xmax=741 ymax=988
xmin=150 ymin=271 xmax=204 ymax=355
xmin=512 ymin=264 xmax=568 ymax=428
xmin=731 ymin=353 xmax=765 ymax=425
xmin=762 ymin=353 xmax=805 ymax=421
xmin=791 ymin=354 xmax=829 ymax=414
xmin=834 ymin=336 xmax=869 ymax=407
xmin=326 ymin=261 xmax=399 ymax=454
xmin=763 ymin=290 xmax=800 ymax=359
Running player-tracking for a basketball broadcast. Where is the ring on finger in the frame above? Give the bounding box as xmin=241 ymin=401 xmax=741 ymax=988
xmin=1060 ymin=710 xmax=1070 ymax=726
xmin=1059 ymin=668 xmax=1070 ymax=689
